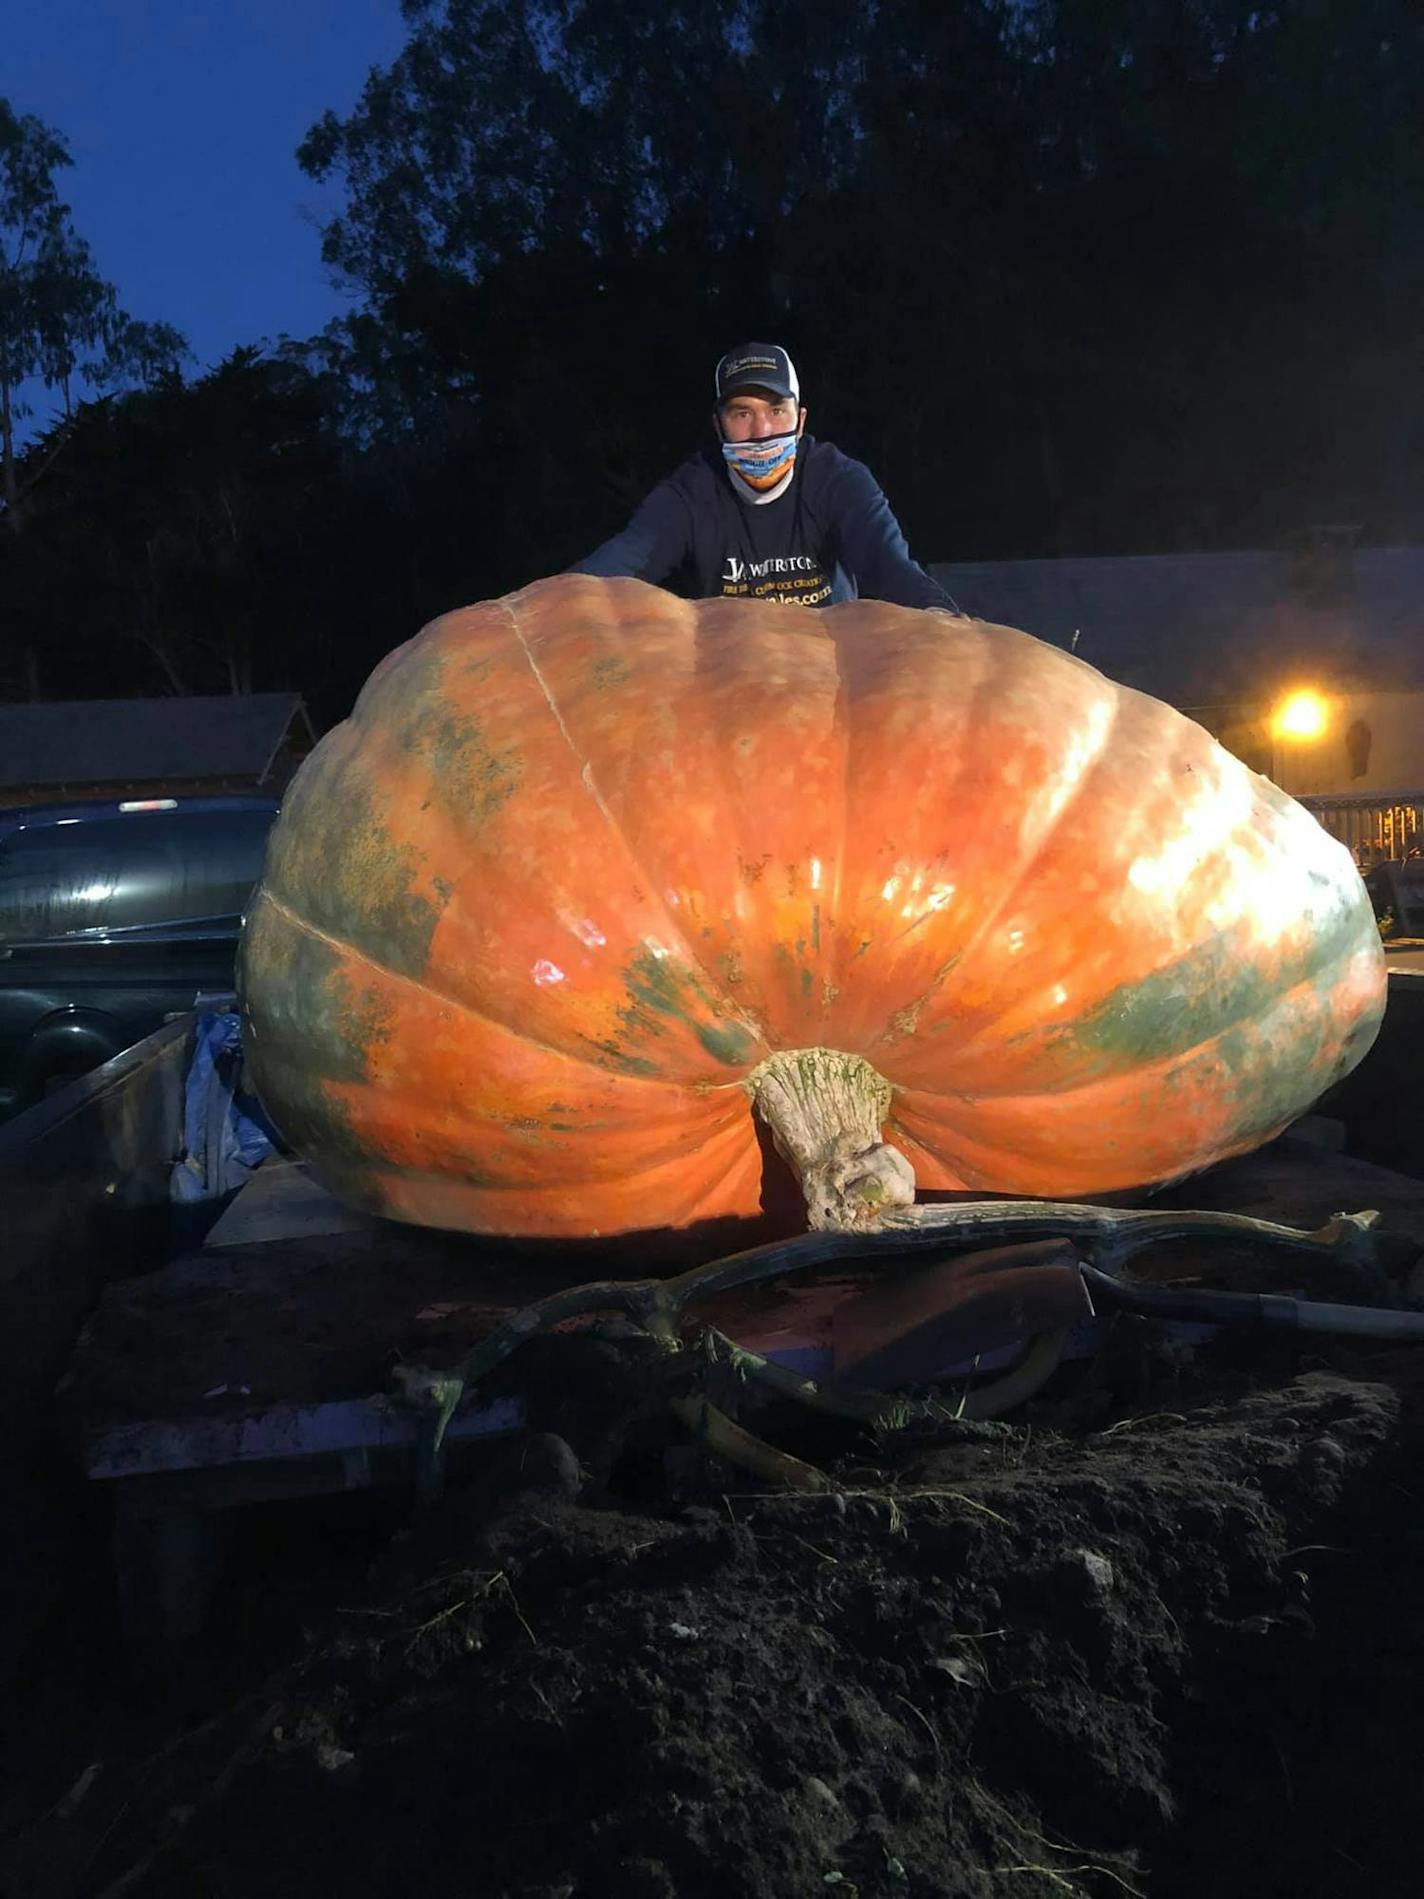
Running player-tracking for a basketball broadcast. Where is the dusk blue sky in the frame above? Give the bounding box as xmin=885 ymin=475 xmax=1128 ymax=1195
xmin=8 ymin=0 xmax=409 ymax=429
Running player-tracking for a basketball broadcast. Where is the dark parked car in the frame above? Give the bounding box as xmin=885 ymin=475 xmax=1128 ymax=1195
xmin=0 ymin=796 xmax=279 ymax=1115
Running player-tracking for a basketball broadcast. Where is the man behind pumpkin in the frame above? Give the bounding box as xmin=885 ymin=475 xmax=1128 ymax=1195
xmin=570 ymin=343 xmax=956 ymax=613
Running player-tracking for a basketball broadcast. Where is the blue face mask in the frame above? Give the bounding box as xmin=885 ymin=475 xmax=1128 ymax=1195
xmin=721 ymin=426 xmax=799 ymax=491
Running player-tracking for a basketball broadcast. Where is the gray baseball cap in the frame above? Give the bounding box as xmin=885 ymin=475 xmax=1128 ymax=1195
xmin=714 ymin=343 xmax=800 ymax=403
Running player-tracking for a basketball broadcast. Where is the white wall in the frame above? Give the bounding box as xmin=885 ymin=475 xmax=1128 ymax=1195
xmin=1212 ymin=689 xmax=1424 ymax=798
xmin=1272 ymin=690 xmax=1424 ymax=798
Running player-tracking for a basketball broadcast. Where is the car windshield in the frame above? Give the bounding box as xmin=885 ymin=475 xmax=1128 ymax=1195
xmin=0 ymin=808 xmax=276 ymax=942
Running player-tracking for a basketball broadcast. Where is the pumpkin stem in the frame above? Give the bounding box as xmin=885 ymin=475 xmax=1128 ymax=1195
xmin=745 ymin=1048 xmax=916 ymax=1233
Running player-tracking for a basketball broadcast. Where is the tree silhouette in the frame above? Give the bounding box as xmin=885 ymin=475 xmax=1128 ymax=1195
xmin=295 ymin=0 xmax=1422 ymax=568
xmin=2 ymin=2 xmax=1421 ymax=712
xmin=0 ymin=98 xmax=190 ymax=533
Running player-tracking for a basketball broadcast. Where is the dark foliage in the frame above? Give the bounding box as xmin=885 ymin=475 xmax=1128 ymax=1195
xmin=4 ymin=0 xmax=1421 ymax=719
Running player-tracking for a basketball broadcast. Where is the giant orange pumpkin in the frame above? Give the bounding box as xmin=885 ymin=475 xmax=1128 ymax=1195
xmin=239 ymin=576 xmax=1385 ymax=1238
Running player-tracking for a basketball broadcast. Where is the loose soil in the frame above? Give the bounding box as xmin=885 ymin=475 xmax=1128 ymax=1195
xmin=6 ymin=1315 xmax=1424 ymax=1899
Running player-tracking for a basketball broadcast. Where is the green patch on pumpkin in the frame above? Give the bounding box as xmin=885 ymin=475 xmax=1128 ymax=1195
xmin=243 ymin=896 xmax=391 ymax=1085
xmin=240 ymin=898 xmax=392 ymax=1167
xmin=263 ymin=752 xmax=446 ymax=981
xmin=616 ymin=945 xmax=760 ymax=1068
xmin=384 ymin=645 xmax=524 ymax=828
xmin=592 ymin=653 xmax=632 ymax=691
xmin=1066 ymin=898 xmax=1364 ymax=1075
xmin=1032 ymin=890 xmax=1378 ymax=1123
xmin=580 ymin=1037 xmax=660 ymax=1079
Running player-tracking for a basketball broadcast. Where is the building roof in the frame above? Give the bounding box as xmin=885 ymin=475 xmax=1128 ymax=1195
xmin=931 ymin=545 xmax=1424 ymax=711
xmin=0 ymin=692 xmax=314 ymax=792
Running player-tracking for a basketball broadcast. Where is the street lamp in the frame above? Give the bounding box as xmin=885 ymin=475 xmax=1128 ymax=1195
xmin=1268 ymin=688 xmax=1331 ymax=789
xmin=1272 ymin=689 xmax=1329 ymax=742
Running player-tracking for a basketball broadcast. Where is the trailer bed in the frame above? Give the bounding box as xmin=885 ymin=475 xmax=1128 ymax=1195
xmin=52 ymin=1125 xmax=1424 ymax=1640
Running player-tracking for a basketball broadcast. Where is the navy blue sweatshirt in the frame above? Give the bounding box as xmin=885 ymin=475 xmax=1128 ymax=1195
xmin=570 ymin=436 xmax=953 ymax=611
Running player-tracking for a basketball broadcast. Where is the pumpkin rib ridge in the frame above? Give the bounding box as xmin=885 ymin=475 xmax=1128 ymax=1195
xmin=890 ymin=945 xmax=1382 ymax=1108
xmin=882 ymin=1118 xmax=971 ymax=1192
xmin=257 ymin=887 xmax=705 ymax=1092
xmin=662 ymin=588 xmax=783 ymax=1025
xmin=681 ymin=1135 xmax=766 ymax=1224
xmin=820 ymin=608 xmax=995 ymax=1036
xmin=685 ymin=593 xmax=834 ymax=1041
xmin=345 ymin=1114 xmax=753 ymax=1200
xmin=825 ymin=620 xmax=855 ymax=1011
xmin=931 ymin=918 xmax=1380 ymax=1095
xmin=867 ymin=647 xmax=1124 ymax=1058
xmin=495 ymin=587 xmax=753 ymax=1034
xmin=346 ymin=1108 xmax=760 ymax=1230
xmin=877 ymin=620 xmax=997 ymax=969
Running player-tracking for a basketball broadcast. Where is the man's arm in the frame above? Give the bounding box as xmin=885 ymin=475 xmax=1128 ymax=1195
xmin=832 ymin=460 xmax=959 ymax=612
xmin=567 ymin=478 xmax=693 ymax=585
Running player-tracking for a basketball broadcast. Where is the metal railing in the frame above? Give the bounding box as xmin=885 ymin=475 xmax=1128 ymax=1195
xmin=1298 ymin=793 xmax=1424 ymax=860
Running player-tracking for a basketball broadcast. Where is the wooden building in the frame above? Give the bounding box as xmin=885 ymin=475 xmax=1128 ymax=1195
xmin=0 ymin=693 xmax=316 ymax=811
xmin=932 ymin=543 xmax=1424 ymax=858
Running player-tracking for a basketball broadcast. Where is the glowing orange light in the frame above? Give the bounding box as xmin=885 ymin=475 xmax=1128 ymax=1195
xmin=1272 ymin=690 xmax=1329 ymax=741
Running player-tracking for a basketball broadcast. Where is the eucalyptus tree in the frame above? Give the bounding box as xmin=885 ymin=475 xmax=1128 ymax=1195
xmin=0 ymin=98 xmax=189 ymax=530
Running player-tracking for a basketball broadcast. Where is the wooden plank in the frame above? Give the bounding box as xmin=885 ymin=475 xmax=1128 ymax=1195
xmin=106 ymin=1437 xmax=513 ymax=1518
xmin=204 ymin=1155 xmax=374 ymax=1248
xmin=59 ymin=1224 xmax=579 ymax=1427
xmin=86 ymin=1393 xmax=526 ymax=1482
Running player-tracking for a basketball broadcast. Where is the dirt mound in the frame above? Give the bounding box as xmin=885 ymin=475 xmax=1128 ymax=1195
xmin=7 ymin=1329 xmax=1424 ymax=1899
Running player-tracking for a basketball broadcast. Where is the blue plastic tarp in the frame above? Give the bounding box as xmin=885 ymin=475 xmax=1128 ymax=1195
xmin=170 ymin=1011 xmax=275 ymax=1203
